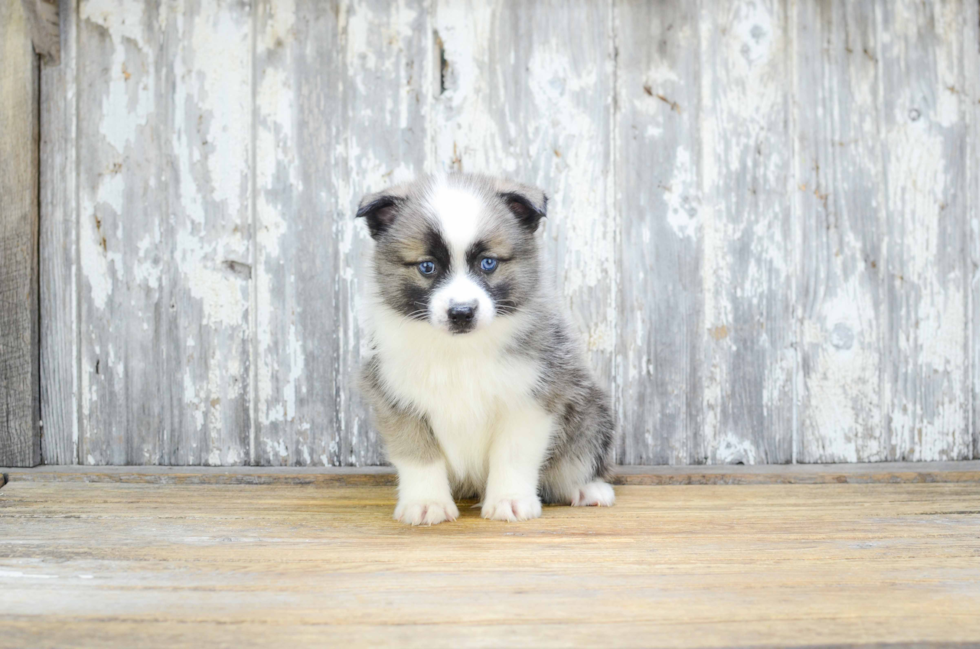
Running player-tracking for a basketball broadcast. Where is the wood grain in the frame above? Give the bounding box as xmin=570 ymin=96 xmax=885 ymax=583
xmin=0 ymin=0 xmax=41 ymax=468
xmin=877 ymin=0 xmax=972 ymax=461
xmin=1 ymin=480 xmax=979 ymax=647
xmin=3 ymin=461 xmax=980 ymax=486
xmin=970 ymin=0 xmax=980 ymax=461
xmin=39 ymin=0 xmax=78 ymax=465
xmin=252 ymin=0 xmax=346 ymax=467
xmin=614 ymin=0 xmax=702 ymax=465
xmin=698 ymin=0 xmax=795 ymax=464
xmin=794 ymin=0 xmax=884 ymax=462
xmin=76 ymin=0 xmax=252 ymax=465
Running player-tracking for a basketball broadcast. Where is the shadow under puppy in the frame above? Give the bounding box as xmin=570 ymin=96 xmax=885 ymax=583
xmin=357 ymin=173 xmax=615 ymax=525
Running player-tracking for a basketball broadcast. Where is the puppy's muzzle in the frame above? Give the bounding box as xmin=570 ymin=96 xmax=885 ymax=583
xmin=448 ymin=302 xmax=478 ymax=333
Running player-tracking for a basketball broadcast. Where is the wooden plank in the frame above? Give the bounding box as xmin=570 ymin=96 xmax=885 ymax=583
xmin=253 ymin=0 xmax=430 ymax=466
xmin=964 ymin=0 xmax=980 ymax=461
xmin=39 ymin=0 xmax=78 ymax=465
xmin=252 ymin=0 xmax=340 ymax=467
xmin=1 ymin=481 xmax=980 ymax=647
xmin=698 ymin=0 xmax=795 ymax=464
xmin=1 ymin=465 xmax=398 ymax=487
xmin=793 ymin=0 xmax=884 ymax=462
xmin=876 ymin=0 xmax=972 ymax=461
xmin=614 ymin=0 xmax=701 ymax=464
xmin=0 ymin=0 xmax=41 ymax=468
xmin=432 ymin=0 xmax=617 ymax=441
xmin=76 ymin=0 xmax=252 ymax=465
xmin=19 ymin=0 xmax=59 ymax=64
xmin=4 ymin=461 xmax=980 ymax=486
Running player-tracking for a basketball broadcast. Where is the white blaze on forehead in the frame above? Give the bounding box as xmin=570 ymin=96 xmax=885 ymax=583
xmin=424 ymin=181 xmax=496 ymax=332
xmin=427 ymin=183 xmax=484 ymax=257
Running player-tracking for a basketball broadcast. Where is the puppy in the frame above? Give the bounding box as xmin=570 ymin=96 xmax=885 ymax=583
xmin=357 ymin=173 xmax=615 ymax=525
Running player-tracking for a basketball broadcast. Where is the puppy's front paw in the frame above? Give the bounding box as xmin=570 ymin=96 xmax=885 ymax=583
xmin=394 ymin=499 xmax=459 ymax=526
xmin=482 ymin=495 xmax=542 ymax=522
xmin=570 ymin=480 xmax=615 ymax=507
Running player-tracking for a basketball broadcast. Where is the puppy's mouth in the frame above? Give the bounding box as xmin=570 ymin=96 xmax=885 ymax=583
xmin=447 ymin=321 xmax=477 ymax=335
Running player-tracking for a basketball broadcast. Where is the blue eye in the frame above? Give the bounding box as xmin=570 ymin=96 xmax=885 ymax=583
xmin=418 ymin=261 xmax=436 ymax=276
xmin=480 ymin=258 xmax=498 ymax=273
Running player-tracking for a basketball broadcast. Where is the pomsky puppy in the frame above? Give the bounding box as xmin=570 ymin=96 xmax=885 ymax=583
xmin=357 ymin=173 xmax=615 ymax=525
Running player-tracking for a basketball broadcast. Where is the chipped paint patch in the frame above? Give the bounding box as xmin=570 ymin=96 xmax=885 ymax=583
xmin=714 ymin=432 xmax=759 ymax=465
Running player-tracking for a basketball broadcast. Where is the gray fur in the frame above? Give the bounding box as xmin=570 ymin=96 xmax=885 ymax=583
xmin=357 ymin=173 xmax=614 ymax=505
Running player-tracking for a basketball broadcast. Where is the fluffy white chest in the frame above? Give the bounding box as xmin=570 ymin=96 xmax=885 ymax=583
xmin=373 ymin=314 xmax=539 ymax=483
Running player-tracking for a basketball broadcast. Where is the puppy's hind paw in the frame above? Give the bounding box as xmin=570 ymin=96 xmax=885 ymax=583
xmin=570 ymin=481 xmax=615 ymax=507
xmin=394 ymin=499 xmax=459 ymax=526
xmin=482 ymin=495 xmax=542 ymax=522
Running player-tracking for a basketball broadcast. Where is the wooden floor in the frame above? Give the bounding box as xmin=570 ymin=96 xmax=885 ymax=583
xmin=2 ymin=467 xmax=980 ymax=648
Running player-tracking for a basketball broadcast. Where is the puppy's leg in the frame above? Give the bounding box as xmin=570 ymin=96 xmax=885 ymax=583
xmin=384 ymin=412 xmax=457 ymax=525
xmin=392 ymin=457 xmax=458 ymax=526
xmin=540 ymin=456 xmax=616 ymax=507
xmin=482 ymin=404 xmax=553 ymax=522
xmin=569 ymin=480 xmax=616 ymax=507
xmin=538 ymin=386 xmax=616 ymax=508
xmin=362 ymin=362 xmax=457 ymax=526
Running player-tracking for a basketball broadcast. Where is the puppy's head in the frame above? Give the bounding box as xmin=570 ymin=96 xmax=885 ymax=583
xmin=357 ymin=174 xmax=547 ymax=335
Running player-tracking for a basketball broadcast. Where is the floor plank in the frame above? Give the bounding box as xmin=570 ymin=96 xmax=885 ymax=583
xmin=1 ymin=480 xmax=979 ymax=647
xmin=4 ymin=460 xmax=980 ymax=486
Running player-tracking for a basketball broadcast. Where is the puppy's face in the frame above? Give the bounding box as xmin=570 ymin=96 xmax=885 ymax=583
xmin=358 ymin=174 xmax=547 ymax=335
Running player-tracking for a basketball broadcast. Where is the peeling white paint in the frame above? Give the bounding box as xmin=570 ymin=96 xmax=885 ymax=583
xmin=82 ymin=0 xmax=153 ymax=155
xmin=665 ymin=147 xmax=699 ymax=240
xmin=803 ymin=278 xmax=883 ymax=463
xmin=714 ymin=432 xmax=758 ymax=465
xmin=79 ymin=202 xmax=115 ymax=311
xmin=188 ymin=2 xmax=250 ymax=217
xmin=62 ymin=0 xmax=977 ymax=468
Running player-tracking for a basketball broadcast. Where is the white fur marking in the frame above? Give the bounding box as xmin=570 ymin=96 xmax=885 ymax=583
xmin=424 ymin=182 xmax=496 ymax=333
xmin=570 ymin=481 xmax=616 ymax=507
xmin=482 ymin=404 xmax=553 ymax=522
xmin=392 ymin=458 xmax=458 ymax=526
xmin=429 ymin=274 xmax=495 ymax=330
xmin=369 ymin=305 xmax=541 ymax=495
xmin=428 ymin=183 xmax=483 ymax=257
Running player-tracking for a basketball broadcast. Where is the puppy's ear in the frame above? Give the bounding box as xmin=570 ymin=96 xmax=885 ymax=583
xmin=495 ymin=179 xmax=548 ymax=233
xmin=356 ymin=185 xmax=410 ymax=240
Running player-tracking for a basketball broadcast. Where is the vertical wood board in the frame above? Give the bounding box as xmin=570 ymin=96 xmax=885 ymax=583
xmin=76 ymin=0 xmax=252 ymax=465
xmin=614 ymin=0 xmax=703 ymax=465
xmin=876 ymin=0 xmax=971 ymax=461
xmin=794 ymin=0 xmax=885 ymax=463
xmin=698 ymin=0 xmax=796 ymax=464
xmin=0 ymin=0 xmax=42 ymax=468
xmin=39 ymin=0 xmax=78 ymax=465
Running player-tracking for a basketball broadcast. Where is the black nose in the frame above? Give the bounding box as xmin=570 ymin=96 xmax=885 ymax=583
xmin=448 ymin=303 xmax=477 ymax=327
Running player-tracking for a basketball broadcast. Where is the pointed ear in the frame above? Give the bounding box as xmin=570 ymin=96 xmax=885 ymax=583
xmin=495 ymin=179 xmax=548 ymax=232
xmin=356 ymin=185 xmax=410 ymax=240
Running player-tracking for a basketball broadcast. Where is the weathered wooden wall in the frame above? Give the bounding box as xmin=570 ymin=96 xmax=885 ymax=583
xmin=35 ymin=0 xmax=979 ymax=466
xmin=1 ymin=0 xmax=41 ymax=467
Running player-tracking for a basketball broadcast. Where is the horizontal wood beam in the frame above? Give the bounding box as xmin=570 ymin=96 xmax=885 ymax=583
xmin=1 ymin=0 xmax=42 ymax=467
xmin=3 ymin=461 xmax=980 ymax=487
